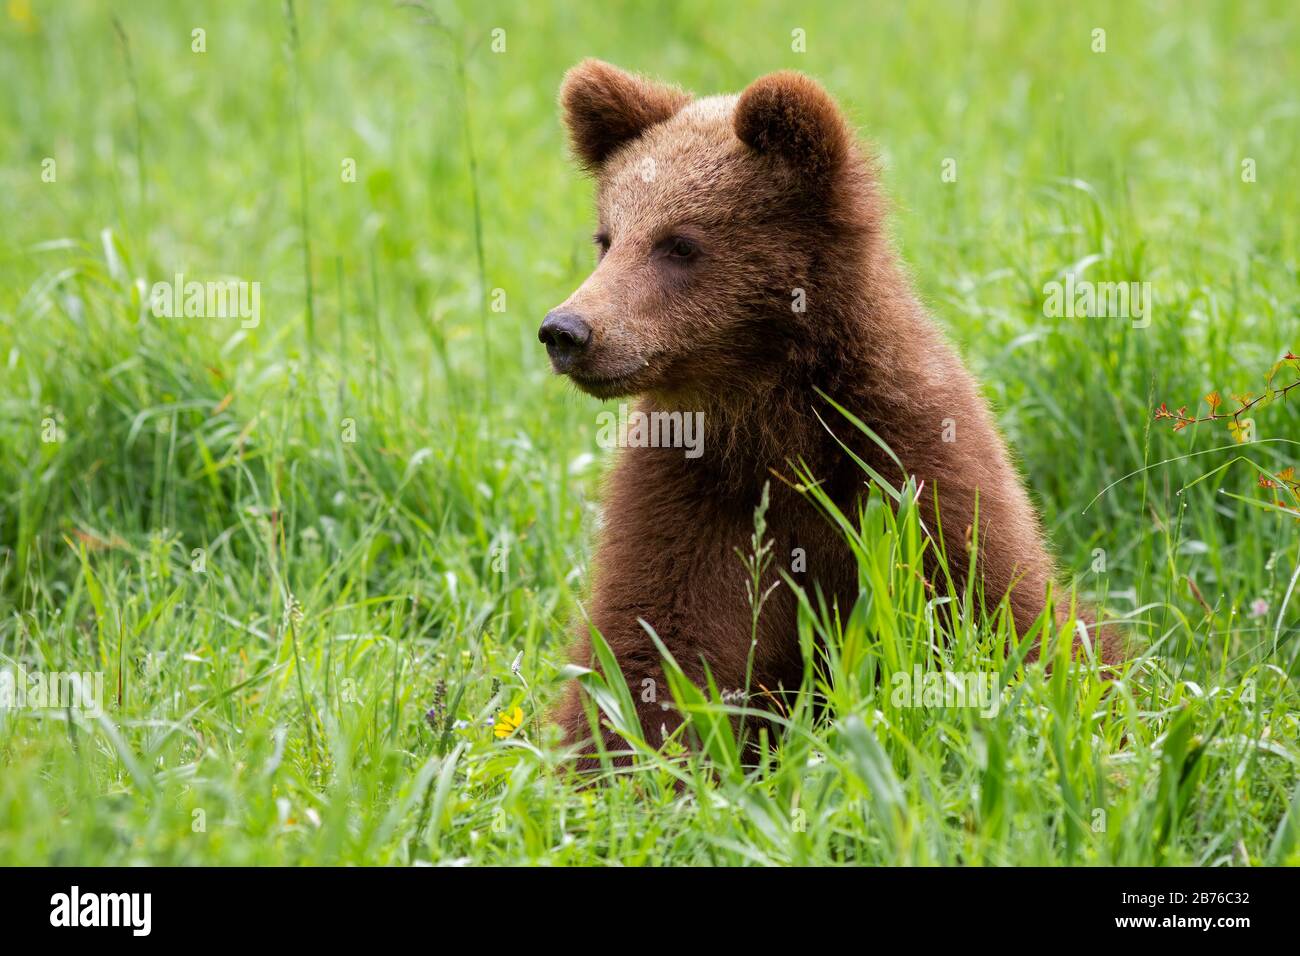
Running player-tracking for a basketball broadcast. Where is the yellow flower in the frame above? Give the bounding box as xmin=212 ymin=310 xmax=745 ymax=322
xmin=8 ymin=0 xmax=37 ymax=31
xmin=493 ymin=706 xmax=524 ymax=739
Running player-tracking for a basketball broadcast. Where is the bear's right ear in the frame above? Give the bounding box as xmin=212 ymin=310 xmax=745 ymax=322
xmin=560 ymin=59 xmax=691 ymax=172
xmin=734 ymin=71 xmax=852 ymax=184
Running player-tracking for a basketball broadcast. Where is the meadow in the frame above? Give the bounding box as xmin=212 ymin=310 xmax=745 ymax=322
xmin=1 ymin=0 xmax=1298 ymax=865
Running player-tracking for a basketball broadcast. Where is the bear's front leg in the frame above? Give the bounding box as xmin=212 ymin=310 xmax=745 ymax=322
xmin=551 ymin=649 xmax=694 ymax=771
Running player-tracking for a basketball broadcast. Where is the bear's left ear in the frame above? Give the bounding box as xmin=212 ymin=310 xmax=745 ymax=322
xmin=734 ymin=71 xmax=852 ymax=182
xmin=560 ymin=59 xmax=692 ymax=172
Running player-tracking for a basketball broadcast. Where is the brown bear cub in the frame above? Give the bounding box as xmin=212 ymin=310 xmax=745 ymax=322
xmin=541 ymin=60 xmax=1121 ymax=764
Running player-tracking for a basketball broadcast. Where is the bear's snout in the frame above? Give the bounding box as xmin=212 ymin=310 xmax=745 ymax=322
xmin=538 ymin=309 xmax=592 ymax=371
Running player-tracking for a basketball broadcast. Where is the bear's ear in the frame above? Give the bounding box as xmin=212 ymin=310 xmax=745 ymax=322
xmin=560 ymin=59 xmax=691 ymax=171
xmin=734 ymin=71 xmax=851 ymax=182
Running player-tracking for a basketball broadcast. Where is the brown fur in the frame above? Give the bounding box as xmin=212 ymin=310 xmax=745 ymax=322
xmin=544 ymin=61 xmax=1122 ymax=766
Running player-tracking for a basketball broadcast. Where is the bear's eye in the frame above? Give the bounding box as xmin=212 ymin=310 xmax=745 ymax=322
xmin=593 ymin=232 xmax=611 ymax=259
xmin=658 ymin=236 xmax=699 ymax=261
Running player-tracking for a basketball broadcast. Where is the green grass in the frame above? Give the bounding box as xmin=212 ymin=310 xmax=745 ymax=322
xmin=1 ymin=0 xmax=1298 ymax=865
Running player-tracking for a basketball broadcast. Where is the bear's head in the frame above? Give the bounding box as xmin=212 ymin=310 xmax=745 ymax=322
xmin=541 ymin=60 xmax=877 ymax=401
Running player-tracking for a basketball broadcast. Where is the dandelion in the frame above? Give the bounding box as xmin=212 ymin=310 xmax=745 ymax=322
xmin=493 ymin=706 xmax=524 ymax=739
xmin=8 ymin=0 xmax=37 ymax=32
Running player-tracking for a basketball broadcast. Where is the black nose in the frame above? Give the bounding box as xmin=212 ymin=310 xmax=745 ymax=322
xmin=538 ymin=310 xmax=591 ymax=369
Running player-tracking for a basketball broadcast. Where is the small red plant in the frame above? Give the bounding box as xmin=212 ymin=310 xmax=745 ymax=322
xmin=1154 ymin=351 xmax=1300 ymax=439
xmin=1155 ymin=351 xmax=1300 ymax=518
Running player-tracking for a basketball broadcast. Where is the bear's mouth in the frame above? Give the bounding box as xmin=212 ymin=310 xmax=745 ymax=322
xmin=566 ymin=368 xmax=642 ymax=398
xmin=563 ymin=351 xmax=662 ymax=398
